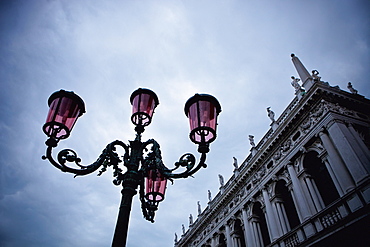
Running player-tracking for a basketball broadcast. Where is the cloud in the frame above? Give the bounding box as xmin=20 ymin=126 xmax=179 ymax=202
xmin=1 ymin=0 xmax=369 ymax=246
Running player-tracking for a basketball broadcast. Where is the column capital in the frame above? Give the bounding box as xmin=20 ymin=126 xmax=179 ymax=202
xmin=326 ymin=118 xmax=346 ymax=129
xmin=286 ymin=161 xmax=294 ymax=167
xmin=318 ymin=126 xmax=328 ymax=136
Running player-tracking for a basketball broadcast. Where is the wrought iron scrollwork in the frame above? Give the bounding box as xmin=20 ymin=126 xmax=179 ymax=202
xmin=140 ymin=139 xmax=207 ymax=179
xmin=42 ymin=133 xmax=208 ymax=223
xmin=141 ymin=139 xmax=169 ymax=174
xmin=42 ymin=138 xmax=110 ymax=176
xmin=163 ymin=152 xmax=206 ymax=179
xmin=57 ymin=149 xmax=82 ymax=167
xmin=139 ymin=174 xmax=157 ymax=223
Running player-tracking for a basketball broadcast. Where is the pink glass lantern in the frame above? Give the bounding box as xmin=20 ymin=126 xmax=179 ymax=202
xmin=130 ymin=88 xmax=159 ymax=127
xmin=184 ymin=94 xmax=221 ymax=145
xmin=145 ymin=169 xmax=167 ymax=203
xmin=43 ymin=90 xmax=85 ymax=140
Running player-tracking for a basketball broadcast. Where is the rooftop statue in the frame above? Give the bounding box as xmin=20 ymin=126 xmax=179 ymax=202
xmin=291 ymin=76 xmax=302 ymax=91
xmin=218 ymin=174 xmax=224 ymax=187
xmin=249 ymin=135 xmax=256 ymax=147
xmin=233 ymin=157 xmax=238 ymax=169
xmin=311 ymin=70 xmax=321 ymax=82
xmin=267 ymin=107 xmax=275 ymax=122
xmin=347 ymin=82 xmax=358 ymax=94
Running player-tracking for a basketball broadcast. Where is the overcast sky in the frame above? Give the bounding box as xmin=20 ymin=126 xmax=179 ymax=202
xmin=1 ymin=0 xmax=369 ymax=246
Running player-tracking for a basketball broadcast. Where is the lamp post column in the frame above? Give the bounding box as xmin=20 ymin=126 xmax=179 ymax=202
xmin=112 ymin=137 xmax=143 ymax=247
xmin=112 ymin=187 xmax=137 ymax=247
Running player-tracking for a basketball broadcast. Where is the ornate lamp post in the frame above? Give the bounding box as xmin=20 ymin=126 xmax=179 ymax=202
xmin=41 ymin=88 xmax=221 ymax=247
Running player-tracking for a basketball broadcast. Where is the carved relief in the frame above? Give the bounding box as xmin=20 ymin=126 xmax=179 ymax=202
xmin=223 ymin=207 xmax=229 ymax=216
xmin=271 ymin=138 xmax=294 ymax=164
xmin=273 ymin=149 xmax=282 ymax=161
xmin=239 ymin=188 xmax=245 ymax=198
xmin=282 ymin=139 xmax=292 ymax=153
xmin=312 ymin=101 xmax=326 ymax=118
xmin=293 ymin=158 xmax=302 ymax=173
xmin=254 ymin=194 xmax=264 ymax=208
xmin=252 ymin=165 xmax=267 ymax=184
xmin=300 ymin=100 xmax=358 ymax=137
xmin=281 ymin=167 xmax=291 ymax=182
xmin=265 ymin=183 xmax=274 ymax=197
xmin=307 ymin=139 xmax=325 ymax=155
xmin=245 ymin=202 xmax=253 ymax=217
xmin=234 ymin=194 xmax=240 ymax=204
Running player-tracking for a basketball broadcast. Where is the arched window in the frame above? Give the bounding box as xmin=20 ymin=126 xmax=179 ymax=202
xmin=275 ymin=180 xmax=300 ymax=230
xmin=252 ymin=202 xmax=270 ymax=246
xmin=303 ymin=151 xmax=340 ymax=207
xmin=217 ymin=233 xmax=227 ymax=247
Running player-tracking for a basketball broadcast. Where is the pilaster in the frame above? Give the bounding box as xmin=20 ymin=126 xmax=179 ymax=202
xmin=325 ymin=120 xmax=368 ymax=184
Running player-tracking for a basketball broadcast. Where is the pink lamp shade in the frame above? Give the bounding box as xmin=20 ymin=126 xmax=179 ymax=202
xmin=145 ymin=169 xmax=167 ymax=203
xmin=130 ymin=88 xmax=159 ymax=127
xmin=43 ymin=90 xmax=85 ymax=140
xmin=184 ymin=94 xmax=221 ymax=145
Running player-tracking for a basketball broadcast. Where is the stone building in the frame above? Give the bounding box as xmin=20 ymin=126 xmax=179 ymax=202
xmin=175 ymin=54 xmax=370 ymax=247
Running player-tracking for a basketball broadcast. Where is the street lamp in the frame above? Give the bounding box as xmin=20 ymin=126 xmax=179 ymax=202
xmin=41 ymin=88 xmax=221 ymax=247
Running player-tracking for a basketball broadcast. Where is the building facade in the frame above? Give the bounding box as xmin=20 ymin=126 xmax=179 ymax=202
xmin=175 ymin=55 xmax=370 ymax=247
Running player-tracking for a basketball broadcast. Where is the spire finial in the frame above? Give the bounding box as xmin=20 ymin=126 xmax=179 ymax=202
xmin=291 ymin=54 xmax=310 ymax=83
xmin=291 ymin=53 xmax=315 ymax=91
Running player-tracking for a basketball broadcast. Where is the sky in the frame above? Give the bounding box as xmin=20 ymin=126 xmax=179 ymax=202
xmin=0 ymin=0 xmax=369 ymax=246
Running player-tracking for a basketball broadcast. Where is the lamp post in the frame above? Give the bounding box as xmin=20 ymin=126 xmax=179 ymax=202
xmin=41 ymin=88 xmax=221 ymax=247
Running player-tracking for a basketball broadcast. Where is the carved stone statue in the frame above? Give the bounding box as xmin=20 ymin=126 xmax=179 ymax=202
xmin=311 ymin=70 xmax=321 ymax=82
xmin=233 ymin=157 xmax=238 ymax=169
xmin=267 ymin=107 xmax=275 ymax=122
xmin=197 ymin=201 xmax=201 ymax=215
xmin=208 ymin=190 xmax=212 ymax=202
xmin=189 ymin=214 xmax=193 ymax=225
xmin=218 ymin=174 xmax=224 ymax=187
xmin=291 ymin=76 xmax=302 ymax=91
xmin=249 ymin=135 xmax=255 ymax=147
xmin=347 ymin=82 xmax=358 ymax=94
xmin=182 ymin=224 xmax=185 ymax=234
xmin=174 ymin=233 xmax=178 ymax=243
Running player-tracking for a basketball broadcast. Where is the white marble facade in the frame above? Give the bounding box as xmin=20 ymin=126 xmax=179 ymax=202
xmin=175 ymin=55 xmax=370 ymax=247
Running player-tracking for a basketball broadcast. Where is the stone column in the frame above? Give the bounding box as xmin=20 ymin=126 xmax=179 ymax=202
xmin=262 ymin=188 xmax=281 ymax=240
xmin=323 ymin=158 xmax=344 ymax=195
xmin=210 ymin=236 xmax=217 ymax=247
xmin=326 ymin=121 xmax=369 ymax=183
xmin=251 ymin=217 xmax=263 ymax=247
xmin=286 ymin=163 xmax=312 ymax=220
xmin=273 ymin=199 xmax=290 ymax=234
xmin=242 ymin=207 xmax=254 ymax=247
xmin=318 ymin=129 xmax=356 ymax=192
xmin=225 ymin=223 xmax=233 ymax=247
xmin=232 ymin=233 xmax=242 ymax=247
xmin=303 ymin=175 xmax=324 ymax=212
